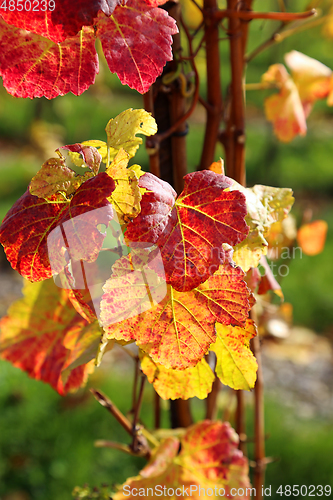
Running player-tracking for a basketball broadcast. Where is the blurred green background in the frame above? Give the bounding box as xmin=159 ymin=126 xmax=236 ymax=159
xmin=0 ymin=0 xmax=333 ymax=498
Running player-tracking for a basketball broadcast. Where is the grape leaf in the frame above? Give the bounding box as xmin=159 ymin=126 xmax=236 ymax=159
xmin=0 ymin=19 xmax=98 ymax=99
xmin=61 ymin=144 xmax=102 ymax=174
xmin=230 ymin=182 xmax=294 ymax=272
xmin=105 ymin=108 xmax=158 ymax=161
xmin=126 ymin=171 xmax=249 ymax=292
xmin=102 ymin=262 xmax=254 ymax=369
xmin=114 ymin=421 xmax=251 ymax=500
xmin=141 ymin=353 xmax=214 ymax=400
xmin=0 ymin=173 xmax=115 ymax=282
xmin=0 ymin=279 xmax=102 ymax=395
xmin=1 ymin=0 xmax=120 ymax=43
xmin=97 ymin=0 xmax=178 ymax=93
xmin=106 ymin=149 xmax=143 ymax=224
xmin=262 ymin=63 xmax=307 ymax=143
xmin=211 ymin=320 xmax=258 ymax=391
xmin=285 ymin=50 xmax=333 ymax=115
xmin=297 ymin=220 xmax=328 ymax=256
xmin=28 ymin=156 xmax=92 ymax=199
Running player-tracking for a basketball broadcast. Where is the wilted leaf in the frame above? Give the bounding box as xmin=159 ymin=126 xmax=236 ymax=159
xmin=297 ymin=220 xmax=328 ymax=256
xmin=0 ymin=20 xmax=98 ymax=99
xmin=0 ymin=173 xmax=115 ymax=282
xmin=114 ymin=421 xmax=251 ymax=500
xmin=141 ymin=353 xmax=214 ymax=400
xmin=106 ymin=149 xmax=143 ymax=223
xmin=0 ymin=279 xmax=102 ymax=395
xmin=102 ymin=261 xmax=253 ymax=369
xmin=211 ymin=320 xmax=258 ymax=391
xmin=126 ymin=171 xmax=249 ymax=291
xmin=105 ymin=108 xmax=157 ymax=161
xmin=62 ymin=144 xmax=102 ymax=174
xmin=0 ymin=0 xmax=121 ymax=43
xmin=230 ymin=183 xmax=294 ymax=272
xmin=97 ymin=0 xmax=178 ymax=93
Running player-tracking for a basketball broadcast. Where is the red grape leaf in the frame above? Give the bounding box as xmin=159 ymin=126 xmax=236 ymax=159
xmin=0 ymin=279 xmax=102 ymax=395
xmin=0 ymin=173 xmax=115 ymax=282
xmin=114 ymin=421 xmax=251 ymax=500
xmin=102 ymin=262 xmax=253 ymax=369
xmin=141 ymin=353 xmax=214 ymax=400
xmin=0 ymin=19 xmax=98 ymax=99
xmin=61 ymin=144 xmax=102 ymax=174
xmin=1 ymin=1 xmax=120 ymax=43
xmin=210 ymin=319 xmax=258 ymax=391
xmin=126 ymin=171 xmax=249 ymax=292
xmin=97 ymin=0 xmax=178 ymax=93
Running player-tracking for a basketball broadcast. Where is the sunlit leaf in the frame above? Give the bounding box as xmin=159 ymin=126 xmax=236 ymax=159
xmin=211 ymin=320 xmax=258 ymax=391
xmin=29 ymin=156 xmax=78 ymax=199
xmin=0 ymin=279 xmax=102 ymax=395
xmin=0 ymin=173 xmax=115 ymax=281
xmin=141 ymin=353 xmax=214 ymax=400
xmin=0 ymin=19 xmax=98 ymax=99
xmin=297 ymin=220 xmax=328 ymax=256
xmin=126 ymin=171 xmax=249 ymax=291
xmin=105 ymin=108 xmax=157 ymax=161
xmin=97 ymin=0 xmax=178 ymax=93
xmin=114 ymin=421 xmax=251 ymax=500
xmin=62 ymin=144 xmax=102 ymax=174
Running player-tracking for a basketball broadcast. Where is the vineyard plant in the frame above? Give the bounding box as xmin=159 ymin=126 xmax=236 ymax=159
xmin=0 ymin=1 xmax=332 ymax=499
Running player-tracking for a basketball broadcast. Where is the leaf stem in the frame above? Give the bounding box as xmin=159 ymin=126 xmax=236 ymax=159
xmin=214 ymin=8 xmax=317 ymax=22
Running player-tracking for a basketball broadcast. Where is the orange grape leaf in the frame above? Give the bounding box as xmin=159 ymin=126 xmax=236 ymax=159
xmin=140 ymin=353 xmax=214 ymax=400
xmin=210 ymin=319 xmax=258 ymax=391
xmin=102 ymin=261 xmax=254 ymax=369
xmin=126 ymin=171 xmax=249 ymax=292
xmin=285 ymin=50 xmax=333 ymax=115
xmin=262 ymin=63 xmax=307 ymax=142
xmin=97 ymin=1 xmax=178 ymax=93
xmin=297 ymin=220 xmax=328 ymax=256
xmin=0 ymin=279 xmax=102 ymax=395
xmin=0 ymin=173 xmax=115 ymax=282
xmin=114 ymin=421 xmax=251 ymax=500
xmin=0 ymin=19 xmax=98 ymax=99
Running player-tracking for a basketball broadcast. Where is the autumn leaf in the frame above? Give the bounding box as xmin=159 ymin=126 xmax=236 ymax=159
xmin=106 ymin=149 xmax=143 ymax=224
xmin=61 ymin=144 xmax=102 ymax=174
xmin=114 ymin=421 xmax=251 ymax=500
xmin=0 ymin=19 xmax=98 ymax=99
xmin=1 ymin=0 xmax=121 ymax=43
xmin=230 ymin=182 xmax=294 ymax=272
xmin=105 ymin=108 xmax=158 ymax=161
xmin=263 ymin=63 xmax=307 ymax=143
xmin=126 ymin=171 xmax=249 ymax=292
xmin=0 ymin=173 xmax=115 ymax=282
xmin=102 ymin=261 xmax=253 ymax=369
xmin=97 ymin=0 xmax=178 ymax=93
xmin=29 ymin=156 xmax=78 ymax=199
xmin=141 ymin=353 xmax=214 ymax=400
xmin=211 ymin=320 xmax=257 ymax=391
xmin=0 ymin=279 xmax=102 ymax=395
xmin=297 ymin=220 xmax=328 ymax=256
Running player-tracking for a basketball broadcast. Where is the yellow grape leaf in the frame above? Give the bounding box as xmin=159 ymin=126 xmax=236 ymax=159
xmin=105 ymin=108 xmax=157 ymax=161
xmin=262 ymin=63 xmax=307 ymax=142
xmin=230 ymin=183 xmax=294 ymax=272
xmin=297 ymin=220 xmax=328 ymax=256
xmin=71 ymin=140 xmax=108 ymax=165
xmin=114 ymin=421 xmax=251 ymax=500
xmin=141 ymin=353 xmax=214 ymax=400
xmin=106 ymin=148 xmax=143 ymax=224
xmin=29 ymin=156 xmax=80 ymax=199
xmin=211 ymin=319 xmax=258 ymax=391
